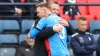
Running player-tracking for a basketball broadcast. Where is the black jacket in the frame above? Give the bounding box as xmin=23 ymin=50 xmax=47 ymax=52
xmin=15 ymin=41 xmax=34 ymax=56
xmin=71 ymin=30 xmax=98 ymax=56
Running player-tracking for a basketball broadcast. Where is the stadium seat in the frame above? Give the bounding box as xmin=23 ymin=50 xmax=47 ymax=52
xmin=68 ymin=20 xmax=77 ymax=29
xmin=0 ymin=20 xmax=20 ymax=34
xmin=88 ymin=0 xmax=100 ymax=14
xmin=21 ymin=20 xmax=34 ymax=33
xmin=0 ymin=34 xmax=18 ymax=47
xmin=96 ymin=15 xmax=100 ymax=20
xmin=60 ymin=14 xmax=70 ymax=20
xmin=60 ymin=6 xmax=70 ymax=20
xmin=93 ymin=34 xmax=100 ymax=41
xmin=88 ymin=0 xmax=100 ymax=20
xmin=76 ymin=0 xmax=88 ymax=15
xmin=0 ymin=48 xmax=16 ymax=56
xmin=90 ymin=20 xmax=100 ymax=34
xmin=0 ymin=34 xmax=17 ymax=43
xmin=19 ymin=34 xmax=27 ymax=43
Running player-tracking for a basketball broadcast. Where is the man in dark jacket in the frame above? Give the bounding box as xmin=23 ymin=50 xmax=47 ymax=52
xmin=70 ymin=17 xmax=98 ymax=56
xmin=16 ymin=33 xmax=35 ymax=56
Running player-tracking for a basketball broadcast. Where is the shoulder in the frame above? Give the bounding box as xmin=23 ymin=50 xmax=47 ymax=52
xmin=71 ymin=33 xmax=79 ymax=38
xmin=37 ymin=17 xmax=47 ymax=24
xmin=85 ymin=32 xmax=92 ymax=36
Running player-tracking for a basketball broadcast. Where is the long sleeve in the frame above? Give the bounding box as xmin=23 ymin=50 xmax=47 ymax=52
xmin=66 ymin=22 xmax=75 ymax=36
xmin=30 ymin=18 xmax=46 ymax=39
xmin=85 ymin=35 xmax=98 ymax=51
xmin=36 ymin=27 xmax=56 ymax=40
xmin=71 ymin=36 xmax=91 ymax=54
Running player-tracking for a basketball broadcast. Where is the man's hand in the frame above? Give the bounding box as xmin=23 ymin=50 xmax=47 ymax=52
xmin=59 ymin=19 xmax=69 ymax=27
xmin=15 ymin=8 xmax=22 ymax=15
xmin=32 ymin=22 xmax=35 ymax=27
xmin=53 ymin=24 xmax=63 ymax=32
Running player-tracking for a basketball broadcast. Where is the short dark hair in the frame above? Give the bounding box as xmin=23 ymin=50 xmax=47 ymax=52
xmin=78 ymin=16 xmax=86 ymax=21
xmin=36 ymin=2 xmax=50 ymax=9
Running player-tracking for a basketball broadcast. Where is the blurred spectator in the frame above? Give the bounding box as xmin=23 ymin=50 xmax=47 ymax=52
xmin=15 ymin=33 xmax=35 ymax=56
xmin=70 ymin=17 xmax=98 ymax=56
xmin=63 ymin=0 xmax=80 ymax=20
xmin=0 ymin=0 xmax=23 ymax=19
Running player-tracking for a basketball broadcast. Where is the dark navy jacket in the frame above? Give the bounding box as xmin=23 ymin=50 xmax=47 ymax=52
xmin=70 ymin=30 xmax=98 ymax=56
xmin=96 ymin=36 xmax=100 ymax=56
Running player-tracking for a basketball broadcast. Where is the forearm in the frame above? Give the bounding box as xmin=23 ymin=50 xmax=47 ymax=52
xmin=85 ymin=44 xmax=98 ymax=51
xmin=36 ymin=27 xmax=56 ymax=40
xmin=30 ymin=27 xmax=40 ymax=39
xmin=66 ymin=22 xmax=75 ymax=35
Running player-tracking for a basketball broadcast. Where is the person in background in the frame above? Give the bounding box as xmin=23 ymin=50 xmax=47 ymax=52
xmin=0 ymin=0 xmax=23 ymax=19
xmin=63 ymin=0 xmax=80 ymax=20
xmin=70 ymin=17 xmax=98 ymax=56
xmin=15 ymin=33 xmax=35 ymax=56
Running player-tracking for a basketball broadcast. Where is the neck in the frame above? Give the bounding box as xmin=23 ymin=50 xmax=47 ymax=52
xmin=30 ymin=45 xmax=34 ymax=48
xmin=77 ymin=29 xmax=86 ymax=34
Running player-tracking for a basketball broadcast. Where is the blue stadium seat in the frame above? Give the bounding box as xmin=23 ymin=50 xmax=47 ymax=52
xmin=21 ymin=20 xmax=34 ymax=33
xmin=90 ymin=20 xmax=100 ymax=33
xmin=0 ymin=34 xmax=18 ymax=43
xmin=93 ymin=34 xmax=100 ymax=41
xmin=0 ymin=48 xmax=16 ymax=56
xmin=0 ymin=20 xmax=20 ymax=34
xmin=68 ymin=20 xmax=77 ymax=29
xmin=19 ymin=34 xmax=27 ymax=43
xmin=0 ymin=34 xmax=18 ymax=47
